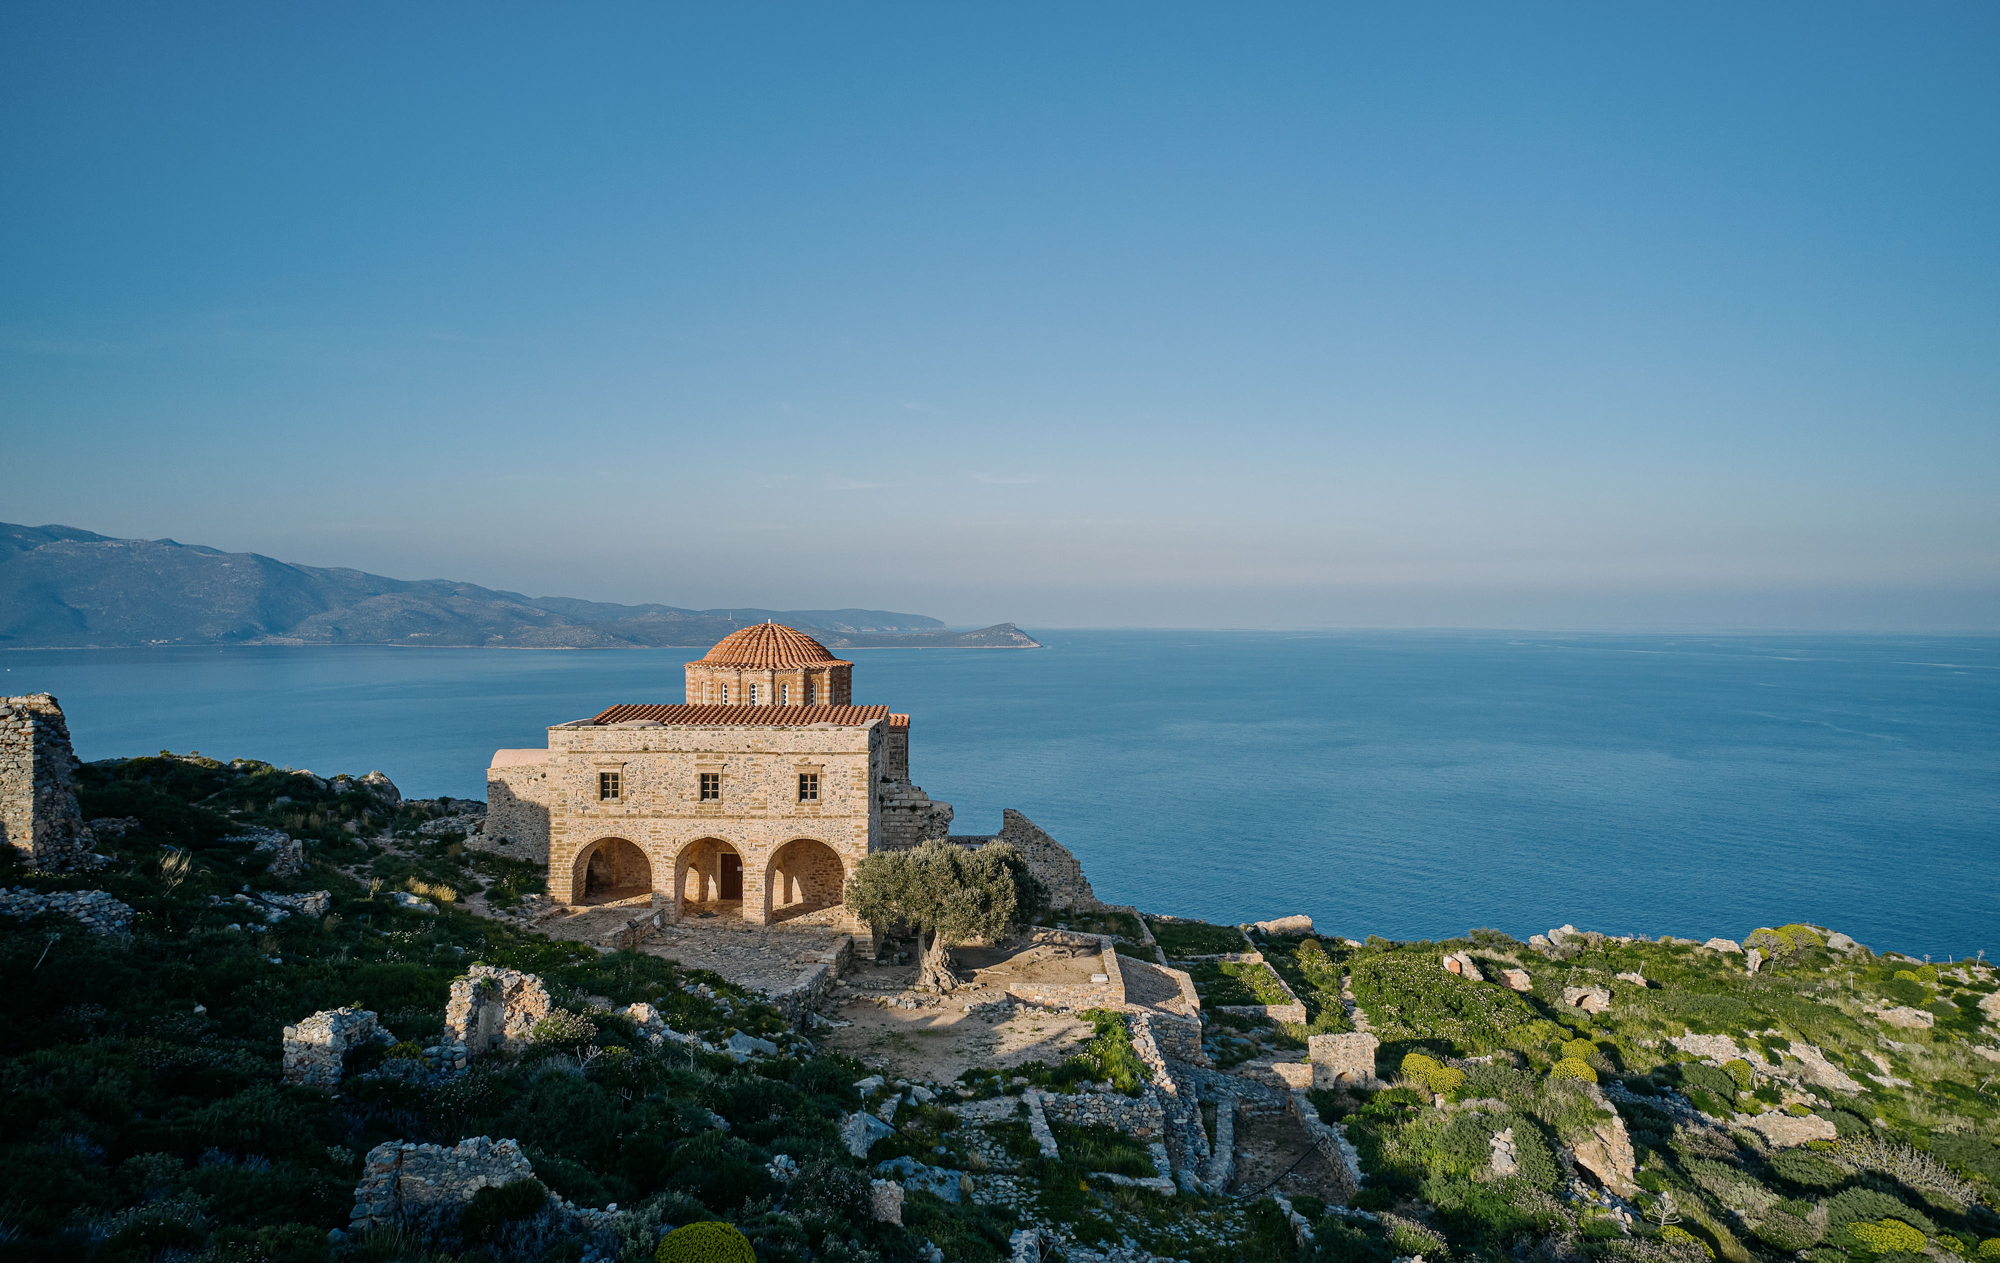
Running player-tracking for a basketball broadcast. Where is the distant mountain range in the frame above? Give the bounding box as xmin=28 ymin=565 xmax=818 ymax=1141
xmin=0 ymin=523 xmax=1040 ymax=650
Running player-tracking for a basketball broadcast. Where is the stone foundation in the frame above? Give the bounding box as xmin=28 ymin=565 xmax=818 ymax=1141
xmin=0 ymin=695 xmax=95 ymax=869
xmin=445 ymin=966 xmax=552 ymax=1057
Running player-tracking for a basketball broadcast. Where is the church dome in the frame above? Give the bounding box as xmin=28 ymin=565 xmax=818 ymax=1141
xmin=699 ymin=622 xmax=844 ymax=670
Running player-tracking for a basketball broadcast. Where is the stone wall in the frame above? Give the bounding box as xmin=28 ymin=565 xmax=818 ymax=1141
xmin=0 ymin=695 xmax=94 ymax=869
xmin=950 ymin=810 xmax=1101 ymax=912
xmin=1000 ymin=929 xmax=1123 ymax=1011
xmin=1039 ymin=1089 xmax=1167 ymax=1139
xmin=283 ymin=1007 xmax=384 ymax=1088
xmin=445 ymin=966 xmax=552 ymax=1057
xmin=534 ymin=716 xmax=882 ymax=918
xmin=1310 ymin=1032 xmax=1382 ymax=1089
xmin=485 ymin=749 xmax=553 ymax=862
xmin=0 ymin=886 xmax=134 ymax=934
xmin=348 ymin=1136 xmax=536 ymax=1231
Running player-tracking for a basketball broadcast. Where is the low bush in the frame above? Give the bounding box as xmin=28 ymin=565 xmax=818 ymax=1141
xmin=1551 ymin=1057 xmax=1597 ymax=1083
xmin=657 ymin=1219 xmax=756 ymax=1263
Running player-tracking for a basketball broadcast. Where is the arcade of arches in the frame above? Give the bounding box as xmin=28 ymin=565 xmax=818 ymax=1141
xmin=577 ymin=837 xmax=651 ymax=904
xmin=767 ymin=837 xmax=845 ymax=924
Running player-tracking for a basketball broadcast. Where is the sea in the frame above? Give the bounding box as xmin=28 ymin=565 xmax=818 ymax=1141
xmin=3 ymin=631 xmax=1994 ymax=958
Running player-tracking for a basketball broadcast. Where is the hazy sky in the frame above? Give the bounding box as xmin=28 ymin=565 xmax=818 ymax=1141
xmin=4 ymin=4 xmax=1996 ymax=629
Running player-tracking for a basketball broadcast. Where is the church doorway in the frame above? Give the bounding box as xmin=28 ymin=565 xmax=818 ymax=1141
xmin=577 ymin=837 xmax=652 ymax=905
xmin=675 ymin=837 xmax=745 ymax=920
xmin=766 ymin=837 xmax=844 ymax=924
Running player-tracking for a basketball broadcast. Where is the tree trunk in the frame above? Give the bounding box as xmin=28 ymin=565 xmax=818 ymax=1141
xmin=916 ymin=928 xmax=958 ymax=992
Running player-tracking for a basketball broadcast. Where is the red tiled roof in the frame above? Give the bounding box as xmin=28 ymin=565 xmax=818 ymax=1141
xmin=887 ymin=714 xmax=910 ymax=728
xmin=694 ymin=623 xmax=851 ymax=669
xmin=591 ymin=704 xmax=890 ymax=727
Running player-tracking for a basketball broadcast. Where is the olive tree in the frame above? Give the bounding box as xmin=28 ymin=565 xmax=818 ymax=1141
xmin=845 ymin=839 xmax=1041 ymax=991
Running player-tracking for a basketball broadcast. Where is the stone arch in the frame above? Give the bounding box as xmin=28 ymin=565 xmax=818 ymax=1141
xmin=674 ymin=837 xmax=744 ymax=919
xmin=573 ymin=837 xmax=652 ymax=904
xmin=766 ymin=837 xmax=845 ymax=923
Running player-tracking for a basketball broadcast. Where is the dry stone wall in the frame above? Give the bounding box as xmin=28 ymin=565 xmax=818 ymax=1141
xmin=349 ymin=1136 xmax=535 ymax=1231
xmin=0 ymin=695 xmax=95 ymax=869
xmin=283 ymin=1007 xmax=385 ymax=1088
xmin=1310 ymin=1032 xmax=1382 ymax=1088
xmin=0 ymin=886 xmax=134 ymax=934
xmin=485 ymin=751 xmax=553 ymax=862
xmin=445 ymin=966 xmax=552 ymax=1057
xmin=1038 ymin=1089 xmax=1166 ymax=1139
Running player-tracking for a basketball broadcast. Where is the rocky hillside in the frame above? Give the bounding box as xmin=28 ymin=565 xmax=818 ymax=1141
xmin=0 ymin=523 xmax=1033 ymax=650
xmin=1 ymin=748 xmax=1991 ymax=1263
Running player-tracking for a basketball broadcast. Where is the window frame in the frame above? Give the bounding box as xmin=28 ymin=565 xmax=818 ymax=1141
xmin=698 ymin=771 xmax=721 ymax=802
xmin=798 ymin=771 xmax=820 ymax=803
xmin=598 ymin=770 xmax=622 ymax=802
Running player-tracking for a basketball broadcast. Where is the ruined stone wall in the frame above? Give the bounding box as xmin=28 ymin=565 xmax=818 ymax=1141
xmin=1039 ymin=1089 xmax=1167 ymax=1139
xmin=283 ymin=1007 xmax=384 ymax=1088
xmin=951 ymin=810 xmax=1100 ymax=912
xmin=445 ymin=966 xmax=552 ymax=1057
xmin=484 ymin=750 xmax=552 ymax=862
xmin=539 ymin=718 xmax=881 ymax=919
xmin=1310 ymin=1032 xmax=1382 ymax=1088
xmin=348 ymin=1136 xmax=535 ymax=1231
xmin=0 ymin=886 xmax=133 ymax=934
xmin=0 ymin=695 xmax=93 ymax=868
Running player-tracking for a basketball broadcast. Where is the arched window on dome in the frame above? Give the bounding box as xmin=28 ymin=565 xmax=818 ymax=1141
xmin=719 ymin=684 xmax=728 ymax=704
xmin=749 ymin=684 xmax=760 ymax=704
xmin=780 ymin=684 xmax=790 ymax=705
xmin=805 ymin=678 xmax=817 ymax=705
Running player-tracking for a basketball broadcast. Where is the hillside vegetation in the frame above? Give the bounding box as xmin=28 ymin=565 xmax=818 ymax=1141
xmin=0 ymin=752 xmax=1993 ymax=1263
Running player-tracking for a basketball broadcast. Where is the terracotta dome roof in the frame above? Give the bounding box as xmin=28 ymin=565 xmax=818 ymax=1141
xmin=697 ymin=622 xmax=847 ymax=669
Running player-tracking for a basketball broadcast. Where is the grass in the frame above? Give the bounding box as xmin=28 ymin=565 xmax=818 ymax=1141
xmin=1183 ymin=959 xmax=1293 ymax=1008
xmin=1049 ymin=1122 xmax=1157 ymax=1179
xmin=1148 ymin=919 xmax=1249 ymax=958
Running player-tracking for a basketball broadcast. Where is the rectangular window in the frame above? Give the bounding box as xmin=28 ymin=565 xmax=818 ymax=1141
xmin=598 ymin=771 xmax=621 ymax=802
xmin=798 ymin=772 xmax=820 ymax=803
xmin=699 ymin=772 xmax=721 ymax=801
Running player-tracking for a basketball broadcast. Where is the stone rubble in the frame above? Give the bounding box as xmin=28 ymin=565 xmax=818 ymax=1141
xmin=347 ymin=1135 xmax=611 ymax=1234
xmin=222 ymin=826 xmax=306 ymax=878
xmin=0 ymin=886 xmax=134 ymax=935
xmin=1560 ymin=985 xmax=1613 ymax=1015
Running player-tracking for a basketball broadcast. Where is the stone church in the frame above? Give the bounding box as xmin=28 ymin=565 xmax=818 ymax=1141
xmin=487 ymin=623 xmax=960 ymax=929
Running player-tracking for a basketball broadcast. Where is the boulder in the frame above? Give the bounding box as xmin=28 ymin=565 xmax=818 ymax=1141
xmin=1704 ymin=938 xmax=1744 ymax=954
xmin=1254 ymin=915 xmax=1315 ymax=936
xmin=1568 ymin=1085 xmax=1638 ymax=1195
xmin=1500 ymin=968 xmax=1533 ymax=992
xmin=360 ymin=771 xmax=402 ymax=806
xmin=1870 ymin=1005 xmax=1935 ymax=1030
xmin=1740 ymin=1112 xmax=1837 ymax=1148
xmin=1561 ymin=985 xmax=1613 ymax=1015
xmin=841 ymin=1111 xmax=896 ymax=1158
xmin=869 ymin=1179 xmax=904 ymax=1225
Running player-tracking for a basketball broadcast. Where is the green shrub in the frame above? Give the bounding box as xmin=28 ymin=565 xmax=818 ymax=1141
xmin=460 ymin=1178 xmax=547 ymax=1244
xmin=1849 ymin=1219 xmax=1927 ymax=1256
xmin=1752 ymin=1210 xmax=1820 ymax=1251
xmin=1398 ymin=1053 xmax=1465 ymax=1094
xmin=1072 ymin=1009 xmax=1149 ymax=1094
xmin=1661 ymin=1226 xmax=1714 ymax=1259
xmin=1148 ymin=920 xmax=1248 ymax=957
xmin=1977 ymin=1240 xmax=2000 ymax=1259
xmin=1551 ymin=1058 xmax=1597 ymax=1083
xmin=1049 ymin=1121 xmax=1156 ymax=1178
xmin=1884 ymin=977 xmax=1928 ymax=1006
xmin=1768 ymin=1148 xmax=1845 ymax=1189
xmin=1722 ymin=1059 xmax=1754 ymax=1092
xmin=657 ymin=1220 xmax=756 ymax=1263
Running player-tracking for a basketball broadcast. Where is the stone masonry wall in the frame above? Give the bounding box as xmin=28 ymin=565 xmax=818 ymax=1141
xmin=538 ymin=717 xmax=881 ymax=916
xmin=1310 ymin=1032 xmax=1382 ymax=1088
xmin=485 ymin=751 xmax=552 ymax=862
xmin=0 ymin=695 xmax=94 ymax=869
xmin=283 ymin=1007 xmax=384 ymax=1088
xmin=349 ymin=1136 xmax=535 ymax=1231
xmin=1039 ymin=1089 xmax=1167 ymax=1139
xmin=0 ymin=887 xmax=134 ymax=934
xmin=445 ymin=966 xmax=552 ymax=1057
xmin=951 ymin=810 xmax=1101 ymax=912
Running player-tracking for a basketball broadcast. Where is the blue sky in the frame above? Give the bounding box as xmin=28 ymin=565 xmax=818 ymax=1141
xmin=3 ymin=3 xmax=1996 ymax=628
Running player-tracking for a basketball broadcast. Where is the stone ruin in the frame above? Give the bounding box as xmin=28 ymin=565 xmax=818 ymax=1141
xmin=348 ymin=1135 xmax=618 ymax=1235
xmin=0 ymin=694 xmax=96 ymax=870
xmin=1441 ymin=951 xmax=1484 ymax=981
xmin=1561 ymin=985 xmax=1613 ymax=1015
xmin=224 ymin=826 xmax=306 ymax=879
xmin=446 ymin=965 xmax=552 ymax=1057
xmin=0 ymin=886 xmax=135 ymax=935
xmin=949 ymin=810 xmax=1103 ymax=912
xmin=1309 ymin=1031 xmax=1381 ymax=1088
xmin=283 ymin=1007 xmax=389 ymax=1088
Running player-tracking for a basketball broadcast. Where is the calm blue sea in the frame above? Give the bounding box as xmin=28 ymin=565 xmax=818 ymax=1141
xmin=4 ymin=632 xmax=1994 ymax=957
